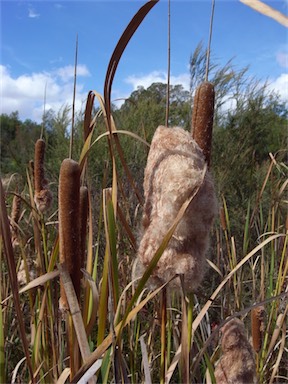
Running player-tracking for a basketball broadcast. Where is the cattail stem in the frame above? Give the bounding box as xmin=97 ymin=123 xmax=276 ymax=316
xmin=205 ymin=0 xmax=215 ymax=81
xmin=59 ymin=158 xmax=81 ymax=310
xmin=70 ymin=34 xmax=78 ymax=160
xmin=160 ymin=288 xmax=167 ymax=384
xmin=192 ymin=81 xmax=215 ymax=167
xmin=165 ymin=0 xmax=171 ymax=127
xmin=41 ymin=82 xmax=47 ymax=139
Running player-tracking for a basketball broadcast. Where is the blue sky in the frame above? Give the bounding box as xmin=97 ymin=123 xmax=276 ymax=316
xmin=1 ymin=0 xmax=287 ymax=122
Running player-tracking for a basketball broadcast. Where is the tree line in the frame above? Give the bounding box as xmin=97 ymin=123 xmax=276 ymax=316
xmin=1 ymin=46 xmax=287 ymax=238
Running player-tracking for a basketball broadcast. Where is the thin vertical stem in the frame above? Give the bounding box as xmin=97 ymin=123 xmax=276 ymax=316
xmin=205 ymin=0 xmax=215 ymax=82
xmin=70 ymin=34 xmax=78 ymax=159
xmin=181 ymin=289 xmax=189 ymax=384
xmin=165 ymin=0 xmax=171 ymax=127
xmin=41 ymin=82 xmax=47 ymax=139
xmin=160 ymin=287 xmax=167 ymax=384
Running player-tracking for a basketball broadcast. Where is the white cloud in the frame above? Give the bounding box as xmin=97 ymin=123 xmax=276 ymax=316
xmin=268 ymin=73 xmax=288 ymax=102
xmin=0 ymin=65 xmax=90 ymax=122
xmin=56 ymin=65 xmax=91 ymax=82
xmin=28 ymin=8 xmax=40 ymax=18
xmin=276 ymin=51 xmax=288 ymax=69
xmin=125 ymin=70 xmax=190 ymax=91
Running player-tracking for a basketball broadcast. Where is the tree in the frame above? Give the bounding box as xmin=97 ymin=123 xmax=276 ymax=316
xmin=0 ymin=112 xmax=41 ymax=175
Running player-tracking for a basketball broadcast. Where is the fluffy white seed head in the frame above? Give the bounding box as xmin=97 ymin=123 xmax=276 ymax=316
xmin=135 ymin=126 xmax=217 ymax=292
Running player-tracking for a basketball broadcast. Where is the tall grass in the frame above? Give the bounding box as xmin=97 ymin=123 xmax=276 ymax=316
xmin=1 ymin=1 xmax=287 ymax=383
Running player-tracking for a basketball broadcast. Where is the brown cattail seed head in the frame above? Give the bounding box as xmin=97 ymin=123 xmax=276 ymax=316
xmin=215 ymin=318 xmax=257 ymax=384
xmin=251 ymin=306 xmax=265 ymax=353
xmin=34 ymin=139 xmax=52 ymax=212
xmin=11 ymin=194 xmax=21 ymax=247
xmin=135 ymin=126 xmax=217 ymax=292
xmin=192 ymin=81 xmax=215 ymax=167
xmin=59 ymin=158 xmax=81 ymax=310
xmin=11 ymin=195 xmax=21 ymax=224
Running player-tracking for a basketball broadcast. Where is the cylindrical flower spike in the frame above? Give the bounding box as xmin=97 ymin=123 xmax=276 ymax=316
xmin=192 ymin=81 xmax=215 ymax=167
xmin=251 ymin=306 xmax=265 ymax=353
xmin=34 ymin=139 xmax=46 ymax=193
xmin=11 ymin=194 xmax=21 ymax=225
xmin=11 ymin=194 xmax=21 ymax=247
xmin=59 ymin=158 xmax=81 ymax=311
xmin=34 ymin=139 xmax=52 ymax=212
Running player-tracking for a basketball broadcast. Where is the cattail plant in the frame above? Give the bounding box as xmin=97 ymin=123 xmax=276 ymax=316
xmin=34 ymin=138 xmax=52 ymax=212
xmin=251 ymin=306 xmax=265 ymax=353
xmin=214 ymin=318 xmax=257 ymax=384
xmin=10 ymin=194 xmax=21 ymax=247
xmin=191 ymin=81 xmax=215 ymax=167
xmin=58 ymin=158 xmax=81 ymax=311
xmin=135 ymin=126 xmax=217 ymax=292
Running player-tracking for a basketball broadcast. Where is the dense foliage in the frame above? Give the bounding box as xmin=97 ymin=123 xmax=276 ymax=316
xmin=1 ymin=62 xmax=286 ymax=230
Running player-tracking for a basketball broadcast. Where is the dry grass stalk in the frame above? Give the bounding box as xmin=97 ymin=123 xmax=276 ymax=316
xmin=135 ymin=126 xmax=217 ymax=292
xmin=214 ymin=318 xmax=257 ymax=384
xmin=251 ymin=306 xmax=265 ymax=353
xmin=192 ymin=81 xmax=215 ymax=167
xmin=59 ymin=158 xmax=81 ymax=311
xmin=34 ymin=139 xmax=52 ymax=212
